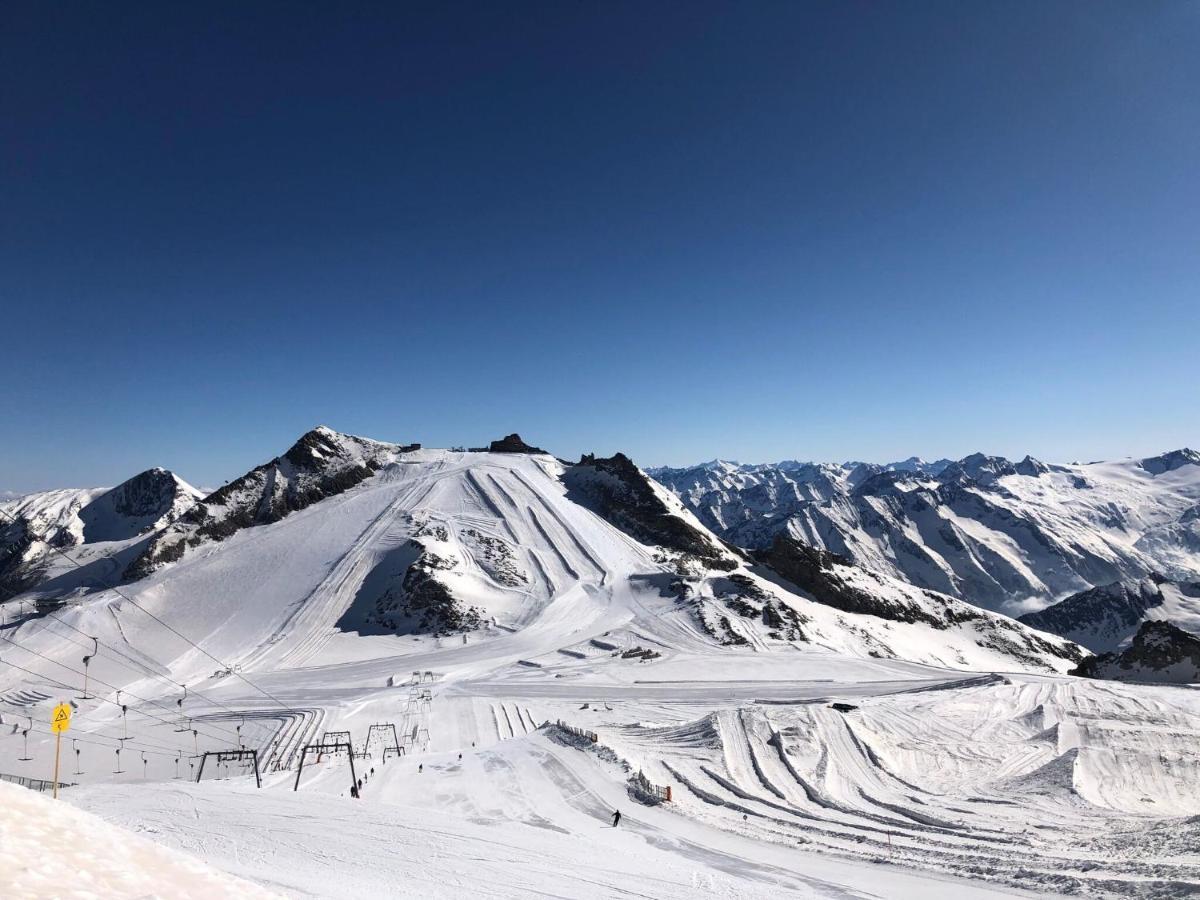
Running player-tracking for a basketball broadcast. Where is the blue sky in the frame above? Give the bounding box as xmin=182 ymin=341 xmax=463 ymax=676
xmin=2 ymin=1 xmax=1197 ymax=492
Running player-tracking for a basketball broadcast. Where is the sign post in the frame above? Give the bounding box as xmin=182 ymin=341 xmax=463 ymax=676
xmin=51 ymin=701 xmax=72 ymax=799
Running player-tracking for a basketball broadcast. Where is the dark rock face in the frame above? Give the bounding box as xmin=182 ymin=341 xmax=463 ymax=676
xmin=0 ymin=517 xmax=41 ymax=594
xmin=80 ymin=468 xmax=192 ymax=543
xmin=1015 ymin=455 xmax=1052 ymax=477
xmin=486 ymin=434 xmax=546 ymax=454
xmin=754 ymin=535 xmax=952 ymax=627
xmin=365 ymin=541 xmax=482 ymax=635
xmin=563 ymin=453 xmax=733 ymax=569
xmin=938 ymin=452 xmax=1019 ymax=486
xmin=1019 ymin=578 xmax=1168 ymax=648
xmin=109 ymin=469 xmax=179 ymax=518
xmin=1072 ymin=620 xmax=1200 ymax=683
xmin=1139 ymin=449 xmax=1200 ymax=476
xmin=754 ymin=534 xmax=1084 ymax=666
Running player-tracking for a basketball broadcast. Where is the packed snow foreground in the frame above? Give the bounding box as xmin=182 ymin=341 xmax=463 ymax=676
xmin=2 ymin=428 xmax=1198 ymax=898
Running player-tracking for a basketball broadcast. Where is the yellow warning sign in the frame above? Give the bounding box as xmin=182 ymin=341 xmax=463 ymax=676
xmin=51 ymin=702 xmax=72 ymax=734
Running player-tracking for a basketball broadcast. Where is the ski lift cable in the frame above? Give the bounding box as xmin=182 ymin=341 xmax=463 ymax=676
xmin=0 ymin=564 xmax=274 ymax=724
xmin=0 ymin=656 xmax=216 ymax=755
xmin=0 ymin=576 xmax=212 ymax=697
xmin=0 ymin=664 xmax=215 ymax=758
xmin=0 ymin=652 xmax=241 ymax=750
xmin=0 ymin=509 xmax=303 ymax=717
xmin=0 ymin=582 xmax=93 ymax=656
xmin=0 ymin=633 xmax=256 ymax=744
xmin=19 ymin=719 xmax=195 ymax=759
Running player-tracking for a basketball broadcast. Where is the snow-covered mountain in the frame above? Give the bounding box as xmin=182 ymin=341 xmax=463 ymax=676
xmin=1017 ymin=574 xmax=1200 ymax=653
xmin=10 ymin=429 xmax=1200 ymax=898
xmin=649 ymin=449 xmax=1200 ymax=614
xmin=3 ymin=427 xmax=1080 ymax=675
xmin=122 ymin=426 xmax=417 ymax=581
xmin=0 ymin=468 xmax=202 ymax=594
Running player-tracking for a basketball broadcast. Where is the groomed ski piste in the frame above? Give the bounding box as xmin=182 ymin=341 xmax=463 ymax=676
xmin=3 ymin=439 xmax=1199 ymax=898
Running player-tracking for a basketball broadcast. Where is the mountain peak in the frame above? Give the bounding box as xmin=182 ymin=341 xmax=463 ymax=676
xmin=1139 ymin=448 xmax=1200 ymax=476
xmin=939 ymin=453 xmax=1016 ymax=484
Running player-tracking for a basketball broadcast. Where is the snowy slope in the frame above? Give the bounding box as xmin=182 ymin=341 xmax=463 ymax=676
xmin=63 ymin=669 xmax=1200 ymax=898
xmin=0 ymin=781 xmax=277 ymax=899
xmin=650 ymin=449 xmax=1200 ymax=614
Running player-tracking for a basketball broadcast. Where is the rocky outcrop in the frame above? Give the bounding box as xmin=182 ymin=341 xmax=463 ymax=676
xmin=485 ymin=433 xmax=547 ymax=454
xmin=79 ymin=468 xmax=200 ymax=543
xmin=563 ymin=453 xmax=734 ymax=570
xmin=753 ymin=534 xmax=1085 ymax=668
xmin=755 ymin=535 xmax=952 ymax=627
xmin=366 ymin=541 xmax=482 ymax=636
xmin=1139 ymin=449 xmax=1200 ymax=476
xmin=1018 ymin=577 xmax=1169 ymax=652
xmin=1072 ymin=620 xmax=1200 ymax=683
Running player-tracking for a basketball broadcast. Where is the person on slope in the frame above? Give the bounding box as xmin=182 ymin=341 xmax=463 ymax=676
xmin=611 ymin=809 xmax=621 ymax=828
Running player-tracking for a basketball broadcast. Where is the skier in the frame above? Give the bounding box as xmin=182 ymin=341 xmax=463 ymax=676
xmin=350 ymin=784 xmax=358 ymax=799
xmin=457 ymin=753 xmax=462 ymax=761
xmin=418 ymin=763 xmax=423 ymax=773
xmin=611 ymin=809 xmax=621 ymax=828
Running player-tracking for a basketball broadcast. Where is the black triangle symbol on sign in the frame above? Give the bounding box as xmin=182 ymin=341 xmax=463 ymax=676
xmin=54 ymin=708 xmax=69 ymax=721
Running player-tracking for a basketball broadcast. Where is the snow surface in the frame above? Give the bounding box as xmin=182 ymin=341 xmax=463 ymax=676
xmin=0 ymin=781 xmax=277 ymax=899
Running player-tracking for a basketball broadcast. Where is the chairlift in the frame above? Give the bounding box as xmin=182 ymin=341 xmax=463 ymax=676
xmin=113 ymin=747 xmax=124 ymax=774
xmin=18 ymin=726 xmax=32 ymax=761
xmin=78 ymin=637 xmax=98 ymax=700
xmin=73 ymin=739 xmax=83 ymax=775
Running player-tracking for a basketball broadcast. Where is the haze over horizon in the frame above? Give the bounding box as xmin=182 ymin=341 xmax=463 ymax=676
xmin=3 ymin=2 xmax=1197 ymax=492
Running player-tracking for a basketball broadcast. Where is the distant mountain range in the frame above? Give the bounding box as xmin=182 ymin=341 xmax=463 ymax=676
xmin=649 ymin=449 xmax=1200 ymax=615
